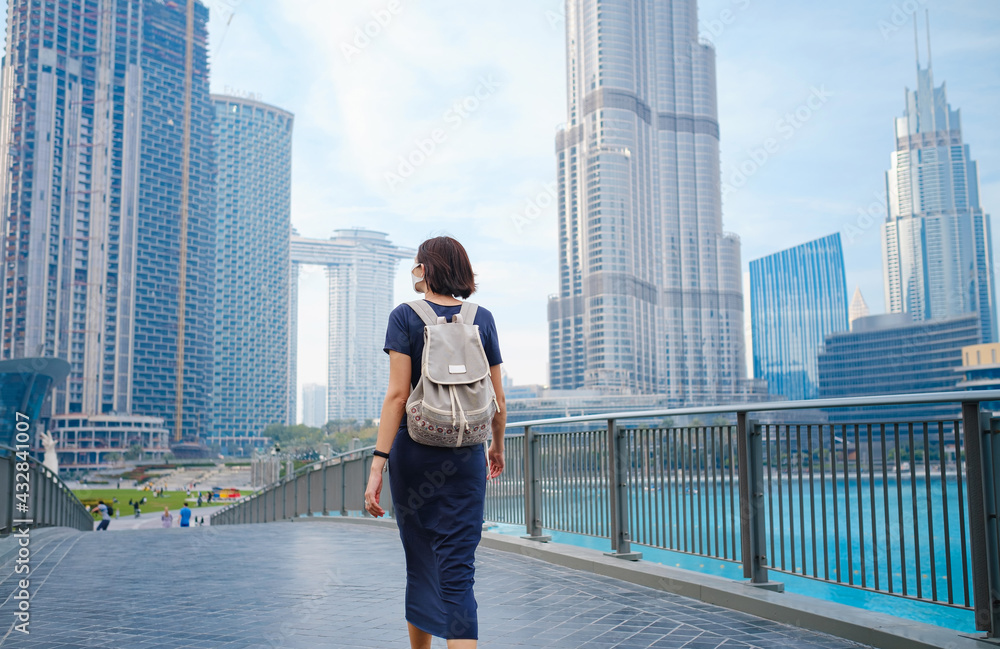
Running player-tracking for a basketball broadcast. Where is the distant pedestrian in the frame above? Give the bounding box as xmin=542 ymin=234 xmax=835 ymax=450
xmin=92 ymin=501 xmax=111 ymax=531
xmin=197 ymin=493 xmax=203 ymax=507
xmin=206 ymin=492 xmax=213 ymax=504
xmin=161 ymin=507 xmax=173 ymax=529
xmin=179 ymin=504 xmax=192 ymax=528
xmin=116 ymin=480 xmax=120 ymax=489
xmin=132 ymin=500 xmax=141 ymax=518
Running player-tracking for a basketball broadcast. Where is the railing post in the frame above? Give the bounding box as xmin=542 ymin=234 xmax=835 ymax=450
xmin=6 ymin=453 xmax=14 ymax=536
xmin=604 ymin=419 xmax=641 ymax=561
xmin=322 ymin=463 xmax=328 ymax=516
xmin=306 ymin=465 xmax=313 ymax=516
xmin=963 ymin=402 xmax=1000 ymax=638
xmin=340 ymin=458 xmax=348 ymax=516
xmin=738 ymin=412 xmax=782 ymax=590
xmin=520 ymin=426 xmax=550 ymax=541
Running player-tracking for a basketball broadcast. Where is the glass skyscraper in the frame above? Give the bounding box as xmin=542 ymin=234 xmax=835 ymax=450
xmin=882 ymin=43 xmax=996 ymax=342
xmin=211 ymin=95 xmax=293 ymax=452
xmin=0 ymin=0 xmax=214 ymax=460
xmin=749 ymin=234 xmax=848 ymax=400
xmin=547 ymin=0 xmax=745 ymax=404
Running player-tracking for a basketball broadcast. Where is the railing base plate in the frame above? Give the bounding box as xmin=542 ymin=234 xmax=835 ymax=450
xmin=604 ymin=551 xmax=643 ymax=561
xmin=746 ymin=580 xmax=785 ymax=592
xmin=959 ymin=633 xmax=1000 ymax=645
xmin=521 ymin=534 xmax=552 ymax=543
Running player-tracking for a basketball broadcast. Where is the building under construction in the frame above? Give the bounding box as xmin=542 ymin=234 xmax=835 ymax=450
xmin=0 ymin=0 xmax=215 ymax=466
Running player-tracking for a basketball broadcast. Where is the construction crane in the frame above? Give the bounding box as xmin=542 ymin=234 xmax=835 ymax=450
xmin=174 ymin=0 xmax=195 ymax=444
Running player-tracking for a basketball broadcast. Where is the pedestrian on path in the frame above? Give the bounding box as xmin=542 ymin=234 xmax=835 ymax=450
xmin=92 ymin=501 xmax=111 ymax=531
xmin=179 ymin=503 xmax=192 ymax=528
xmin=365 ymin=236 xmax=506 ymax=649
xmin=161 ymin=507 xmax=173 ymax=529
xmin=131 ymin=499 xmax=140 ymax=518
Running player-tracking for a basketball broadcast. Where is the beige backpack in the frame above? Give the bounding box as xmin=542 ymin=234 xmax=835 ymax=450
xmin=405 ymin=301 xmax=498 ymax=447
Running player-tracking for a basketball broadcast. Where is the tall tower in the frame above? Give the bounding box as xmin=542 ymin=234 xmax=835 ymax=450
xmin=290 ymin=231 xmax=414 ymax=422
xmin=0 ymin=0 xmax=215 ymax=457
xmin=882 ymin=20 xmax=996 ymax=342
xmin=548 ymin=0 xmax=745 ymax=404
xmin=211 ymin=95 xmax=293 ymax=453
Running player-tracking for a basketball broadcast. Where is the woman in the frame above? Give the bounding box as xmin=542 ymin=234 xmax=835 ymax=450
xmin=161 ymin=506 xmax=173 ymax=529
xmin=365 ymin=236 xmax=506 ymax=649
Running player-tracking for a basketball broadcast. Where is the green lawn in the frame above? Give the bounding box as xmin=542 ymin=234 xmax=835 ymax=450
xmin=74 ymin=488 xmax=231 ymax=520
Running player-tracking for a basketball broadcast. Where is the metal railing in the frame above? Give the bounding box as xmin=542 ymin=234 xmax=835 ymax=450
xmin=210 ymin=446 xmax=393 ymax=525
xmin=206 ymin=391 xmax=1000 ymax=638
xmin=485 ymin=391 xmax=1000 ymax=638
xmin=0 ymin=444 xmax=94 ymax=535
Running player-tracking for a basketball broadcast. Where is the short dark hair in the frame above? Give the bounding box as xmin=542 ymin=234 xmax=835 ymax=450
xmin=417 ymin=237 xmax=477 ymax=299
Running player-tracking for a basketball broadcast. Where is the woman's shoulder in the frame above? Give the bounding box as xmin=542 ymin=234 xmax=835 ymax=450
xmin=469 ymin=303 xmax=496 ymax=325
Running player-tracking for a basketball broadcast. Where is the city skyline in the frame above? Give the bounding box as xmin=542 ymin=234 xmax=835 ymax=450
xmin=189 ymin=0 xmax=999 ymax=391
xmin=2 ymin=1 xmax=994 ymax=396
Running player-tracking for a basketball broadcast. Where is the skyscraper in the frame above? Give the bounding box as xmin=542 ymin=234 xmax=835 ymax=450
xmin=301 ymin=383 xmax=327 ymax=428
xmin=848 ymin=286 xmax=870 ymax=330
xmin=0 ymin=0 xmax=214 ymax=462
xmin=749 ymin=234 xmax=848 ymax=401
xmin=290 ymin=231 xmax=413 ymax=421
xmin=211 ymin=95 xmax=293 ymax=453
xmin=882 ymin=29 xmax=996 ymax=342
xmin=547 ymin=0 xmax=745 ymax=404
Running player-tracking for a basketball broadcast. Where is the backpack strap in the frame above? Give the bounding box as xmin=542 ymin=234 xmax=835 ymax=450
xmin=459 ymin=301 xmax=478 ymax=326
xmin=407 ymin=300 xmax=439 ymax=326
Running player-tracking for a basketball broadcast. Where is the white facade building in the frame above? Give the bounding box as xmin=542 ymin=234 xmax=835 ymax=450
xmin=301 ymin=383 xmax=327 ymax=428
xmin=547 ymin=0 xmax=746 ymax=404
xmin=882 ymin=46 xmax=996 ymax=342
xmin=290 ymin=231 xmax=413 ymax=422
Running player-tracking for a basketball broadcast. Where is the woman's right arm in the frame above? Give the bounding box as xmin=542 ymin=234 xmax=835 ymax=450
xmin=364 ymin=351 xmax=412 ymax=517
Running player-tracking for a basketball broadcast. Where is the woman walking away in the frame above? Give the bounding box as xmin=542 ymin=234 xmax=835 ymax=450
xmin=365 ymin=236 xmax=506 ymax=649
xmin=161 ymin=507 xmax=173 ymax=529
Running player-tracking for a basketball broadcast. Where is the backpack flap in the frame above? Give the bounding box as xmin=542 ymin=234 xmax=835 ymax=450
xmin=422 ymin=323 xmax=490 ymax=385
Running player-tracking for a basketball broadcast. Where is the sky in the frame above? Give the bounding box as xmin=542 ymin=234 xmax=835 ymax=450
xmin=195 ymin=0 xmax=1000 ymax=417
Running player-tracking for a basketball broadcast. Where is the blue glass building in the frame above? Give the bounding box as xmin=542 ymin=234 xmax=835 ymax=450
xmin=211 ymin=95 xmax=293 ymax=452
xmin=749 ymin=233 xmax=848 ymax=400
xmin=0 ymin=0 xmax=215 ymax=460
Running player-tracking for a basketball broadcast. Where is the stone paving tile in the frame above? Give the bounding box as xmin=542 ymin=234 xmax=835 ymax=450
xmin=0 ymin=522 xmax=873 ymax=649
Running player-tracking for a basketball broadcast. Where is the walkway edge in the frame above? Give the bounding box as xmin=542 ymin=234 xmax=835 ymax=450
xmin=289 ymin=517 xmax=988 ymax=649
xmin=475 ymin=533 xmax=988 ymax=649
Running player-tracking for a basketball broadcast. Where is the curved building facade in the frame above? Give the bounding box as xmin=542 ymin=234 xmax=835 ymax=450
xmin=211 ymin=95 xmax=294 ymax=452
xmin=547 ymin=0 xmax=745 ymax=404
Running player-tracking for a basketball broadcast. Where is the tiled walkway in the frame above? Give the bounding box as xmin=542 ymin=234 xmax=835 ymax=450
xmin=0 ymin=521 xmax=872 ymax=648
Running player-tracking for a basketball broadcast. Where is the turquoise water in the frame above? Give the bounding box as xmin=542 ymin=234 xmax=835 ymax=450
xmin=486 ymin=472 xmax=979 ymax=633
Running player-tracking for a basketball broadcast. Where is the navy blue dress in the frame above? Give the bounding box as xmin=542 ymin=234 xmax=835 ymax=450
xmin=383 ymin=300 xmax=503 ymax=640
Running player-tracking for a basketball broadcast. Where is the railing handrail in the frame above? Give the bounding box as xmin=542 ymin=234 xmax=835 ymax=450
xmin=504 ymin=390 xmax=1000 ymax=429
xmin=292 ymin=444 xmax=375 ymax=478
xmin=0 ymin=443 xmax=89 ymax=511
